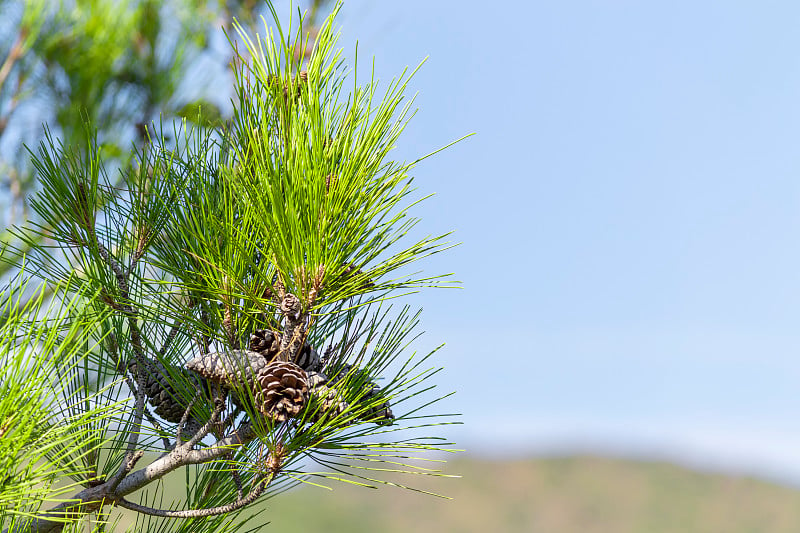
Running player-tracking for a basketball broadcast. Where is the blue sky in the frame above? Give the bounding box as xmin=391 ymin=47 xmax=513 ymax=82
xmin=318 ymin=1 xmax=800 ymax=482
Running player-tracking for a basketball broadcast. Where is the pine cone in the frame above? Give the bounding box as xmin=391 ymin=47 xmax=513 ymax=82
xmin=279 ymin=293 xmax=301 ymax=317
xmin=247 ymin=328 xmax=322 ymax=372
xmin=306 ymin=370 xmax=328 ymax=389
xmin=254 ymin=361 xmax=309 ymax=422
xmin=306 ymin=384 xmax=348 ymax=422
xmin=128 ymin=358 xmax=209 ymax=426
xmin=294 ymin=342 xmax=322 ymax=372
xmin=248 ymin=329 xmax=280 ymax=354
xmin=360 ymin=383 xmax=394 ymax=424
xmin=323 ymin=364 xmax=394 ymax=425
xmin=185 ymin=349 xmax=269 ymax=387
xmin=302 ymin=368 xmax=393 ymax=424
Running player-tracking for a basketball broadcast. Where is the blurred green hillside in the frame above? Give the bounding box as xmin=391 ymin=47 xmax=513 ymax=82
xmin=257 ymin=456 xmax=800 ymax=533
xmin=111 ymin=455 xmax=800 ymax=532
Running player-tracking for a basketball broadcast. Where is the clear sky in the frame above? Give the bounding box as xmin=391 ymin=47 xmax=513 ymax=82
xmin=318 ymin=1 xmax=800 ymax=484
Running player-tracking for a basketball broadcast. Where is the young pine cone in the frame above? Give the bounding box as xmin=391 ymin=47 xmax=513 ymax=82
xmin=254 ymin=361 xmax=309 ymax=422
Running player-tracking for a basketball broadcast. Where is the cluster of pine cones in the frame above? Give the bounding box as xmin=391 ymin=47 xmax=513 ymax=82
xmin=131 ymin=329 xmax=393 ymax=434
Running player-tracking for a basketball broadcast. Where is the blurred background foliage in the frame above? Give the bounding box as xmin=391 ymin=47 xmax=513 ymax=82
xmin=0 ymin=0 xmax=331 ymax=272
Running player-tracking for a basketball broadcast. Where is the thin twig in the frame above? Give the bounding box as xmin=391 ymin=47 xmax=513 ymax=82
xmin=175 ymin=390 xmax=201 ymax=446
xmin=220 ymin=404 xmax=243 ymax=436
xmin=0 ymin=92 xmax=20 ymax=138
xmin=120 ymin=422 xmax=256 ymax=494
xmin=115 ymin=476 xmax=269 ymax=518
xmin=185 ymin=396 xmax=226 ymax=449
xmin=157 ymin=318 xmax=184 ymax=357
xmin=0 ymin=27 xmax=26 ymax=91
xmin=106 ymin=450 xmax=144 ymax=493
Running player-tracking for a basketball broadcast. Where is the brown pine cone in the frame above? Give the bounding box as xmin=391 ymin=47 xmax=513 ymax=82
xmin=247 ymin=329 xmax=322 ymax=371
xmin=254 ymin=361 xmax=309 ymax=422
xmin=248 ymin=329 xmax=280 ymax=355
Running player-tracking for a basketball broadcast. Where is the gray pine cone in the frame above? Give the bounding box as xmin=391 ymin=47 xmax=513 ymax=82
xmin=306 ymin=366 xmax=394 ymax=425
xmin=306 ymin=383 xmax=348 ymax=422
xmin=294 ymin=342 xmax=322 ymax=372
xmin=329 ymin=365 xmax=394 ymax=424
xmin=128 ymin=358 xmax=209 ymax=430
xmin=185 ymin=349 xmax=270 ymax=388
xmin=359 ymin=383 xmax=394 ymax=424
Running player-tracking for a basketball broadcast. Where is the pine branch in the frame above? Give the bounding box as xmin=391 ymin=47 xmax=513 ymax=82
xmin=278 ymin=292 xmax=304 ymax=362
xmin=3 ymin=2 xmax=461 ymax=529
xmin=4 ymin=423 xmax=257 ymax=533
xmin=183 ymin=396 xmax=226 ymax=450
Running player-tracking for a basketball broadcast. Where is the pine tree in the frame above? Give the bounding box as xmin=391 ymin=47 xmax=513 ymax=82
xmin=0 ymin=3 xmax=461 ymax=531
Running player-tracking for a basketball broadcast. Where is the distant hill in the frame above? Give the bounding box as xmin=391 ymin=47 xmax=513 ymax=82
xmin=109 ymin=456 xmax=800 ymax=532
xmin=258 ymin=456 xmax=800 ymax=533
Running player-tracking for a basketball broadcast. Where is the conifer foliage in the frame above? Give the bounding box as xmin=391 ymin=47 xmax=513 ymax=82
xmin=0 ymin=3 xmax=459 ymax=531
